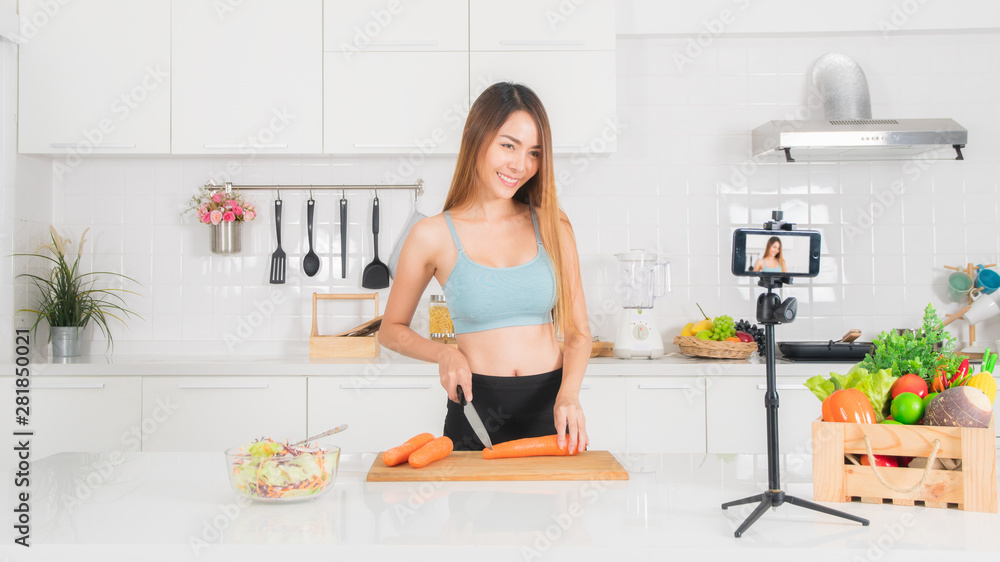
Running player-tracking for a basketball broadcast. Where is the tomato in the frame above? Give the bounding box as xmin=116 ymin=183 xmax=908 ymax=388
xmin=890 ymin=373 xmax=928 ymax=399
xmin=860 ymin=454 xmax=898 ymax=467
xmin=890 ymin=392 xmax=925 ymax=425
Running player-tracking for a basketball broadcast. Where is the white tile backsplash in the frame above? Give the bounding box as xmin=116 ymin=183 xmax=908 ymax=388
xmin=9 ymin=32 xmax=995 ymax=356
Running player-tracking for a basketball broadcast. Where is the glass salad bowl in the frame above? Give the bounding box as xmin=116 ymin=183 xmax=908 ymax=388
xmin=225 ymin=439 xmax=340 ymax=503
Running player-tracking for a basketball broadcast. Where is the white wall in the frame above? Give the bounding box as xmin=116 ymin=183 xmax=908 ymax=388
xmin=38 ymin=28 xmax=1000 ymax=358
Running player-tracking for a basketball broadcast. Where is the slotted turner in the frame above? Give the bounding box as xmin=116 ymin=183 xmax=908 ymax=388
xmin=269 ymin=199 xmax=286 ymax=284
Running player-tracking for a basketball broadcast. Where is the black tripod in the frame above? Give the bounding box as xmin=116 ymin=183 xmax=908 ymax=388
xmin=721 ymin=276 xmax=870 ymax=537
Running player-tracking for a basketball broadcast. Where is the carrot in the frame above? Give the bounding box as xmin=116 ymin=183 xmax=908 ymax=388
xmin=408 ymin=436 xmax=454 ymax=468
xmin=482 ymin=434 xmax=581 ymax=460
xmin=382 ymin=432 xmax=436 ymax=466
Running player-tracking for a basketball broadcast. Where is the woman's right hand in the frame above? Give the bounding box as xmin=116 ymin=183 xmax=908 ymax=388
xmin=438 ymin=346 xmax=473 ymax=403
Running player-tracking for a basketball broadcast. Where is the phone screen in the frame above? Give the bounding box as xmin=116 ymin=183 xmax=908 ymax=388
xmin=732 ymin=229 xmax=821 ymax=277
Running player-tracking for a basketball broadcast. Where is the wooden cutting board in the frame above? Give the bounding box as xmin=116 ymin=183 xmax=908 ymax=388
xmin=366 ymin=450 xmax=629 ymax=482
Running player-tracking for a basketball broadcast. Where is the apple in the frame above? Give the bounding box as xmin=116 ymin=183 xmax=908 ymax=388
xmin=890 ymin=373 xmax=928 ymax=399
xmin=735 ymin=331 xmax=754 ymax=343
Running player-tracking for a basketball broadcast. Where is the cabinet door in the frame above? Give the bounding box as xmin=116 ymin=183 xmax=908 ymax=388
xmin=18 ymin=0 xmax=170 ymax=154
xmin=470 ymin=51 xmax=617 ymax=154
xmin=470 ymin=0 xmax=615 ymax=51
xmin=324 ymin=0 xmax=468 ymax=52
xmin=308 ymin=376 xmax=443 ymax=453
xmin=579 ymin=378 xmax=627 ymax=452
xmin=171 ymin=0 xmax=323 ymax=154
xmin=625 ymin=377 xmax=706 ymax=454
xmin=706 ymin=377 xmax=819 ymax=455
xmin=324 ymin=51 xmax=468 ymax=154
xmin=141 ymin=377 xmax=306 ymax=452
xmin=17 ymin=378 xmax=142 ymax=459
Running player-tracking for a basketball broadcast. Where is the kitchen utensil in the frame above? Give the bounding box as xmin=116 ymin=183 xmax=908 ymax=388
xmin=456 ymin=384 xmax=493 ymax=450
xmin=947 ymin=270 xmax=974 ymax=302
xmin=366 ymin=450 xmax=628 ymax=482
xmin=290 ymin=424 xmax=348 ymax=447
xmin=225 ymin=444 xmax=340 ymax=503
xmin=340 ymin=193 xmax=347 ymax=279
xmin=268 ymin=199 xmax=286 ymax=284
xmin=330 ymin=316 xmax=382 ymax=338
xmin=361 ymin=195 xmax=390 ymax=289
xmin=777 ymin=340 xmax=873 ymax=361
xmin=388 ymin=193 xmax=426 ymax=278
xmin=962 ymin=291 xmax=1000 ymax=325
xmin=613 ymin=250 xmax=670 ymax=359
xmin=303 ymin=197 xmax=320 ymax=277
xmin=975 ymin=264 xmax=1000 ymax=295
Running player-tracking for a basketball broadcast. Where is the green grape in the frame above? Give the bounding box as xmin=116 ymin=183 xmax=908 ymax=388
xmin=711 ymin=315 xmax=735 ymax=341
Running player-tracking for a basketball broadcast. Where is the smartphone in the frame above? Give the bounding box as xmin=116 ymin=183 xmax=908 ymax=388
xmin=731 ymin=228 xmax=821 ymax=278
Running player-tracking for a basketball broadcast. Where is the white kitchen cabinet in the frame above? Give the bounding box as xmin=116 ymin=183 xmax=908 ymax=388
xmin=171 ymin=0 xmax=323 ymax=154
xmin=17 ymin=0 xmax=171 ymax=154
xmin=308 ymin=376 xmax=444 ymax=453
xmin=324 ymin=0 xmax=468 ymax=52
xmin=470 ymin=0 xmax=615 ymax=51
xmin=470 ymin=51 xmax=617 ymax=154
xmin=706 ymin=376 xmax=819 ymax=455
xmin=324 ymin=51 xmax=468 ymax=154
xmin=141 ymin=377 xmax=306 ymax=452
xmin=579 ymin=377 xmax=627 ymax=452
xmin=15 ymin=377 xmax=142 ymax=459
xmin=625 ymin=376 xmax=706 ymax=454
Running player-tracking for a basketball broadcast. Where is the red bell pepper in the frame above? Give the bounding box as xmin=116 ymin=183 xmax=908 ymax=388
xmin=949 ymin=358 xmax=969 ymax=387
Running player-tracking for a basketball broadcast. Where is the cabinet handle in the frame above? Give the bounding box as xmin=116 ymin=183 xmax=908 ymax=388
xmin=178 ymin=383 xmax=270 ymax=390
xmin=554 ymin=145 xmax=587 ymax=150
xmin=756 ymin=384 xmax=809 ymax=391
xmin=50 ymin=143 xmax=135 ymax=149
xmin=28 ymin=383 xmax=105 ymax=390
xmin=499 ymin=40 xmax=586 ymax=46
xmin=580 ymin=384 xmax=593 ymax=390
xmin=338 ymin=383 xmax=433 ymax=390
xmin=352 ymin=143 xmax=438 ymax=149
xmin=202 ymin=144 xmax=288 ymax=149
xmin=637 ymin=384 xmax=693 ymax=390
xmin=367 ymin=40 xmax=439 ymax=47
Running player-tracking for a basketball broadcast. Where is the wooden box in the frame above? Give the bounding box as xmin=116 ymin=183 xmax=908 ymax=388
xmin=309 ymin=293 xmax=380 ymax=358
xmin=812 ymin=416 xmax=997 ymax=513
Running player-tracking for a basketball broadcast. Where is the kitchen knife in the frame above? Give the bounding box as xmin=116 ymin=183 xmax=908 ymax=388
xmin=457 ymin=384 xmax=493 ymax=450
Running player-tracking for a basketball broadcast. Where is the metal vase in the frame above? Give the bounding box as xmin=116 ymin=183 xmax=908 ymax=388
xmin=51 ymin=326 xmax=82 ymax=357
xmin=210 ymin=221 xmax=242 ymax=254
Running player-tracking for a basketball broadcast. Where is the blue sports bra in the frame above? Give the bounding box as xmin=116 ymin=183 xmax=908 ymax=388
xmin=442 ymin=205 xmax=558 ymax=334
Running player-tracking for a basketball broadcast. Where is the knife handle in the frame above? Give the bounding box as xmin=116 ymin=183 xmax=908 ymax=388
xmin=456 ymin=384 xmax=469 ymax=405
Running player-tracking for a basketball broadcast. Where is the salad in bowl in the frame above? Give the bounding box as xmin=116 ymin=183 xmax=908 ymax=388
xmin=225 ymin=438 xmax=340 ymax=503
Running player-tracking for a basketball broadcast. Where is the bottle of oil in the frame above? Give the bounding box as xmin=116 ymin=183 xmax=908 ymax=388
xmin=429 ymin=295 xmax=455 ymax=344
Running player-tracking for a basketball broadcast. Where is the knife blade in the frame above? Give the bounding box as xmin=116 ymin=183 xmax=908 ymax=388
xmin=457 ymin=384 xmax=493 ymax=450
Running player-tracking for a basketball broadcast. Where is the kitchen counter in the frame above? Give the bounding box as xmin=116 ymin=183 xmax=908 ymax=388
xmin=9 ymin=349 xmax=859 ymax=377
xmin=3 ymin=450 xmax=997 ymax=561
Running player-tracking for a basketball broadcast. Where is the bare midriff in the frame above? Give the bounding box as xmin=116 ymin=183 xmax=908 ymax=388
xmin=456 ymin=323 xmax=562 ymax=377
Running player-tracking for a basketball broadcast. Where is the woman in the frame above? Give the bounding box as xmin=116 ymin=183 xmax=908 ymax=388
xmin=753 ymin=236 xmax=786 ymax=273
xmin=379 ymin=82 xmax=591 ymax=453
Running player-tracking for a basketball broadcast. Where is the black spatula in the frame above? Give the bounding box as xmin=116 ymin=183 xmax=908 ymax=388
xmin=361 ymin=195 xmax=390 ymax=289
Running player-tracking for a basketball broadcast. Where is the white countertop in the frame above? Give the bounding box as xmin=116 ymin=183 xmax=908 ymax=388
xmin=3 ymin=451 xmax=997 ymax=562
xmin=12 ymin=350 xmax=857 ymax=377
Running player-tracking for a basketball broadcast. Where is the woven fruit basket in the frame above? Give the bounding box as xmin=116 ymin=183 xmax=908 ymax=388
xmin=673 ymin=336 xmax=757 ymax=359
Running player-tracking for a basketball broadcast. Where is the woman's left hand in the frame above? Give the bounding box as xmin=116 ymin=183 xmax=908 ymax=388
xmin=553 ymin=394 xmax=588 ymax=454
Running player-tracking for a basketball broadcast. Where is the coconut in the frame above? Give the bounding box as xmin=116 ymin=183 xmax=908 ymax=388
xmin=923 ymin=386 xmax=992 ymax=429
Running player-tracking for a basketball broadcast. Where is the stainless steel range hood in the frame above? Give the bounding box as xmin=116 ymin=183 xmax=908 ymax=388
xmin=752 ymin=118 xmax=967 ymax=162
xmin=751 ymin=54 xmax=967 ymax=162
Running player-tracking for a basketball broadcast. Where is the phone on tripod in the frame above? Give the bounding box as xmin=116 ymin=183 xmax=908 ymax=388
xmin=731 ymin=229 xmax=821 ymax=278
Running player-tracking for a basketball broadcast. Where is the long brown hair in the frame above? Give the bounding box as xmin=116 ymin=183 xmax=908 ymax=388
xmin=443 ymin=82 xmax=580 ymax=338
xmin=765 ymin=236 xmax=786 ymax=269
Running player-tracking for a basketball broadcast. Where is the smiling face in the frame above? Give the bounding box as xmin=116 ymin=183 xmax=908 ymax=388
xmin=476 ymin=110 xmax=540 ymax=201
xmin=767 ymin=239 xmax=781 ymax=258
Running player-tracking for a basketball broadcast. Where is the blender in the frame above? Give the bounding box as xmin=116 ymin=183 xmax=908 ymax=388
xmin=613 ymin=250 xmax=671 ymax=359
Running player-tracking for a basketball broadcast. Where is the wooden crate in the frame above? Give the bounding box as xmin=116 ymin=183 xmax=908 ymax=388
xmin=309 ymin=293 xmax=380 ymax=358
xmin=812 ymin=416 xmax=997 ymax=513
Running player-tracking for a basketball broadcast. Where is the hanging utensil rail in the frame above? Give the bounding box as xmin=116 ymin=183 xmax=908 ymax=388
xmin=204 ymin=179 xmax=423 ymax=197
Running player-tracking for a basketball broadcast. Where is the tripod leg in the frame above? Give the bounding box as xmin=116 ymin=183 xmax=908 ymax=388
xmin=733 ymin=498 xmax=771 ymax=538
xmin=721 ymin=493 xmax=764 ymax=509
xmin=784 ymin=494 xmax=869 ymax=526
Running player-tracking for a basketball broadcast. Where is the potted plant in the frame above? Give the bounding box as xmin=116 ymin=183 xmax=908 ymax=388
xmin=17 ymin=227 xmax=140 ymax=357
xmin=184 ymin=182 xmax=257 ymax=254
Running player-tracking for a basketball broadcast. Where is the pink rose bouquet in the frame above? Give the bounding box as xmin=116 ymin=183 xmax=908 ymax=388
xmin=185 ymin=184 xmax=256 ymax=225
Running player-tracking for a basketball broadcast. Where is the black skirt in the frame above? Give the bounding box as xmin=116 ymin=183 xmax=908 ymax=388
xmin=443 ymin=368 xmax=563 ymax=451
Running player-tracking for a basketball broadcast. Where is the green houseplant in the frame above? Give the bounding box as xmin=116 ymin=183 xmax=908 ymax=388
xmin=17 ymin=226 xmax=140 ymax=356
